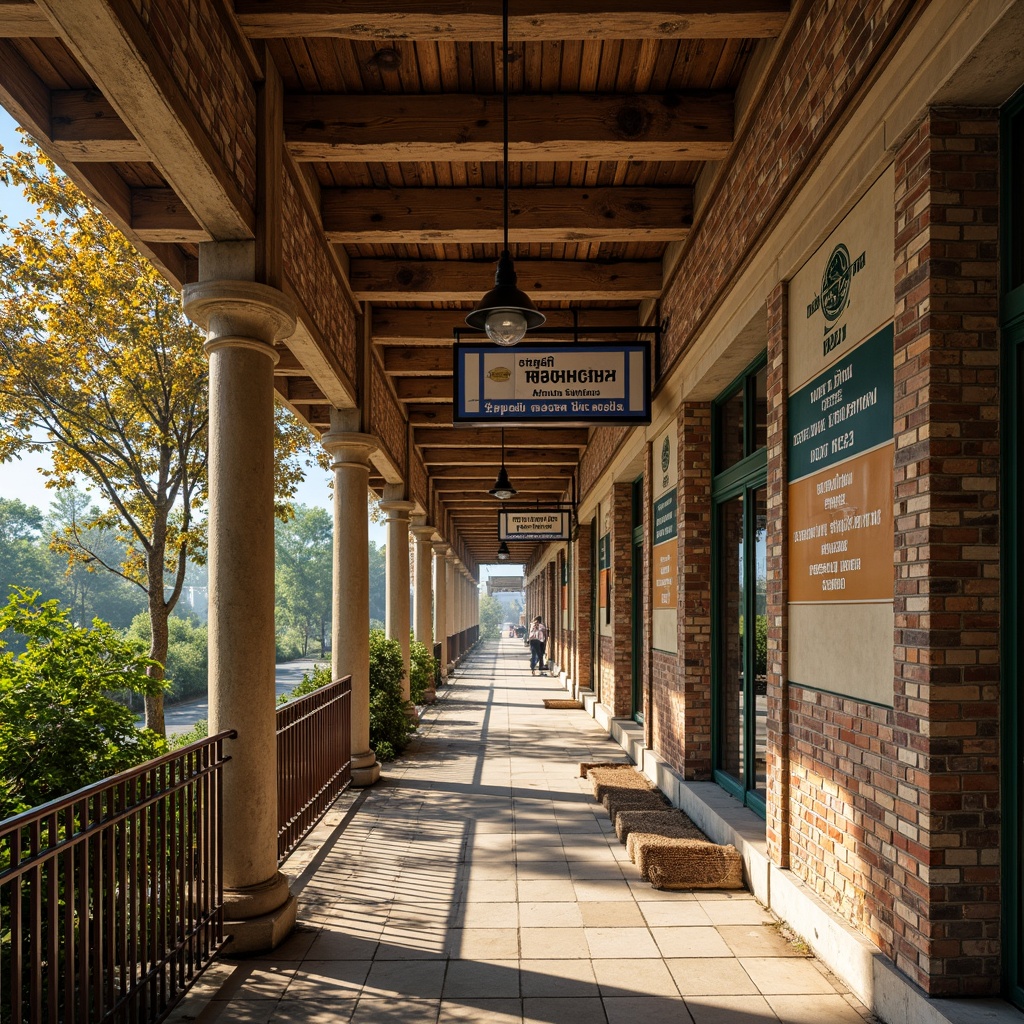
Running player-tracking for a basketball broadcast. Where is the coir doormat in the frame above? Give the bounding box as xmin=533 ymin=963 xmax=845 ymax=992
xmin=542 ymin=699 xmax=583 ymax=709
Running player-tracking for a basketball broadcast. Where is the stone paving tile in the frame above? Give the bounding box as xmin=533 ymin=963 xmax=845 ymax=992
xmin=170 ymin=641 xmax=877 ymax=1024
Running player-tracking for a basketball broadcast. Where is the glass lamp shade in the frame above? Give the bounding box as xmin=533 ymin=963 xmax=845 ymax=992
xmin=466 ymin=251 xmax=545 ymax=345
xmin=496 ymin=540 xmax=511 ymax=562
xmin=488 ymin=465 xmax=517 ymax=501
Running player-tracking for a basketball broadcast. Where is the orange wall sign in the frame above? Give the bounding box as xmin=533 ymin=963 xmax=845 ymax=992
xmin=788 ymin=442 xmax=894 ymax=603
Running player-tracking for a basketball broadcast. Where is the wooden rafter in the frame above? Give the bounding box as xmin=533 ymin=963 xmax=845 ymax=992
xmin=235 ymin=1 xmax=790 ymax=40
xmin=286 ymin=92 xmax=732 ymax=163
xmin=323 ymin=187 xmax=692 ymax=244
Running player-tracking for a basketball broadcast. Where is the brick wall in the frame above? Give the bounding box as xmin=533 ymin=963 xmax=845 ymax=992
xmin=575 ymin=523 xmax=593 ymax=692
xmin=659 ymin=0 xmax=917 ymax=376
xmin=675 ymin=404 xmax=713 ymax=779
xmin=889 ymin=107 xmax=1001 ymax=995
xmin=610 ymin=483 xmax=634 ymax=718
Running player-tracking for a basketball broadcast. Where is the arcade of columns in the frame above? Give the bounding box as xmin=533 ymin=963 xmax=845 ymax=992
xmin=183 ymin=248 xmax=481 ymax=953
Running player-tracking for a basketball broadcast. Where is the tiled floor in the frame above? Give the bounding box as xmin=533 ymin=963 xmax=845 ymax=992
xmin=168 ymin=638 xmax=876 ymax=1023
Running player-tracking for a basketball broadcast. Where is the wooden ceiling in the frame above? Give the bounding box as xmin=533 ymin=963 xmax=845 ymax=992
xmin=0 ymin=1 xmax=790 ymax=568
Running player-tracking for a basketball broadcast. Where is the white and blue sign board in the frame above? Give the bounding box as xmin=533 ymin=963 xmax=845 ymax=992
xmin=454 ymin=342 xmax=651 ymax=425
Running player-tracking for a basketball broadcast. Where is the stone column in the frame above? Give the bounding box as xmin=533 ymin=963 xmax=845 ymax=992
xmin=433 ymin=542 xmax=449 ymax=680
xmin=411 ymin=519 xmax=436 ymax=703
xmin=446 ymin=555 xmax=458 ymax=667
xmin=379 ymin=495 xmax=415 ymax=707
xmin=183 ymin=278 xmax=297 ymax=953
xmin=321 ymin=425 xmax=380 ymax=788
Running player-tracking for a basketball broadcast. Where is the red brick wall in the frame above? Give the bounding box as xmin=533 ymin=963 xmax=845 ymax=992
xmin=659 ymin=0 xmax=918 ymax=377
xmin=575 ymin=523 xmax=593 ymax=692
xmin=889 ymin=107 xmax=1002 ymax=996
xmin=765 ymin=282 xmax=791 ymax=866
xmin=610 ymin=482 xmax=634 ymax=718
xmin=675 ymin=404 xmax=713 ymax=779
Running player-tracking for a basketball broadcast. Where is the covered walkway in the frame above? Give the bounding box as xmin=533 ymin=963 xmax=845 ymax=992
xmin=168 ymin=638 xmax=872 ymax=1024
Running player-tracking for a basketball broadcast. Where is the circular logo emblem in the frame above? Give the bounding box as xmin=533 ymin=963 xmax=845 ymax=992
xmin=820 ymin=243 xmax=851 ymax=323
xmin=487 ymin=367 xmax=512 ymax=382
xmin=661 ymin=436 xmax=671 ymax=473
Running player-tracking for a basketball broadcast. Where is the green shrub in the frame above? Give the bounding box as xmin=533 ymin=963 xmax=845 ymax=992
xmin=278 ymin=663 xmax=331 ymax=704
xmin=368 ymin=629 xmax=415 ymax=761
xmin=0 ymin=589 xmax=166 ymax=819
xmin=409 ymin=637 xmax=436 ymax=705
xmin=126 ymin=612 xmax=208 ymax=703
xmin=169 ymin=718 xmax=209 ymax=749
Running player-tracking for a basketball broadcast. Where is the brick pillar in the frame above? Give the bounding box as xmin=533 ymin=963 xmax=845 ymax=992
xmin=678 ymin=404 xmax=713 ymax=779
xmin=766 ymin=281 xmax=791 ymax=867
xmin=892 ymin=108 xmax=1000 ymax=996
xmin=575 ymin=523 xmax=594 ymax=691
xmin=611 ymin=482 xmax=633 ymax=718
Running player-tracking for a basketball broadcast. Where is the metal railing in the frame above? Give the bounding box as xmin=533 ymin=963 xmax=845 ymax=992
xmin=276 ymin=676 xmax=352 ymax=863
xmin=0 ymin=733 xmax=231 ymax=1024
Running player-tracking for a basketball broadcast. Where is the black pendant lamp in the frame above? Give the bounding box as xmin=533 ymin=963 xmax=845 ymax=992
xmin=489 ymin=427 xmax=518 ymax=500
xmin=496 ymin=540 xmax=511 ymax=562
xmin=465 ymin=0 xmax=545 ymax=346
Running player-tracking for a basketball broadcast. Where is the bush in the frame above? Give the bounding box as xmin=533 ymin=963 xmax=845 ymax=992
xmin=409 ymin=637 xmax=436 ymax=705
xmin=169 ymin=718 xmax=208 ymax=749
xmin=279 ymin=663 xmax=331 ymax=704
xmin=126 ymin=612 xmax=208 ymax=703
xmin=368 ymin=629 xmax=415 ymax=761
xmin=0 ymin=589 xmax=167 ymax=819
xmin=755 ymin=614 xmax=768 ymax=676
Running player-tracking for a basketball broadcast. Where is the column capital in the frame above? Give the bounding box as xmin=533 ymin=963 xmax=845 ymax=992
xmin=321 ymin=431 xmax=377 ymax=469
xmin=379 ymin=499 xmax=416 ymax=521
xmin=411 ymin=524 xmax=436 ymax=541
xmin=183 ymin=280 xmax=296 ymax=356
xmin=433 ymin=541 xmax=450 ymax=556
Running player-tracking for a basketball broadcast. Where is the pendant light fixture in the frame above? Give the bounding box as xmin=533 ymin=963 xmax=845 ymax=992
xmin=489 ymin=427 xmax=518 ymax=500
xmin=465 ymin=0 xmax=545 ymax=346
xmin=496 ymin=540 xmax=511 ymax=562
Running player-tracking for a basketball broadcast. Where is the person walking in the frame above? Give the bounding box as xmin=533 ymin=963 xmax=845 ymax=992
xmin=528 ymin=615 xmax=549 ymax=676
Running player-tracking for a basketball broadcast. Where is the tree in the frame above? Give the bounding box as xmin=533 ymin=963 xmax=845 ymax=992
xmin=479 ymin=593 xmax=504 ymax=640
xmin=0 ymin=498 xmax=50 ymax=599
xmin=275 ymin=504 xmax=333 ymax=656
xmin=0 ymin=588 xmax=165 ymax=820
xmin=368 ymin=539 xmax=386 ymax=626
xmin=0 ymin=140 xmax=325 ymax=735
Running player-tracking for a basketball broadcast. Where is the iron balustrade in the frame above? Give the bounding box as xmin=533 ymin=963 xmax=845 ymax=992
xmin=0 ymin=733 xmax=231 ymax=1024
xmin=276 ymin=676 xmax=352 ymax=863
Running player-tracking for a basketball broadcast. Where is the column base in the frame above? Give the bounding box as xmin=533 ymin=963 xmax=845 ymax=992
xmin=221 ymin=872 xmax=296 ymax=956
xmin=421 ymin=687 xmax=437 ymax=704
xmin=405 ymin=704 xmax=420 ymax=724
xmin=351 ymin=748 xmax=381 ymax=787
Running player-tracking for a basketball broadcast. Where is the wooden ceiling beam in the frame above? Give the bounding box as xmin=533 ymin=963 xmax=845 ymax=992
xmin=49 ymin=90 xmax=146 ymax=161
xmin=35 ymin=0 xmax=254 ymax=239
xmin=237 ymin=1 xmax=790 ymax=40
xmin=420 ymin=447 xmax=580 ymax=465
xmin=323 ymin=187 xmax=692 ymax=244
xmin=0 ymin=1 xmax=60 ymax=37
xmin=351 ymin=258 xmax=662 ymax=302
xmin=131 ymin=187 xmax=207 ymax=243
xmin=395 ymin=378 xmax=453 ymax=403
xmin=286 ymin=92 xmax=732 ymax=163
xmin=372 ymin=307 xmax=639 ymax=345
xmin=383 ymin=347 xmax=453 ymax=376
xmin=407 ymin=405 xmax=454 ymax=426
xmin=416 ymin=427 xmax=588 ymax=448
xmin=429 ymin=465 xmax=573 ymax=480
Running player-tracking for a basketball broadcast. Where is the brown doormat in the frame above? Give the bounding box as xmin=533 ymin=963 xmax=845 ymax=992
xmin=628 ymin=834 xmax=744 ymax=891
xmin=542 ymin=699 xmax=583 ymax=709
xmin=614 ymin=808 xmax=706 ymax=845
xmin=587 ymin=765 xmax=655 ymax=802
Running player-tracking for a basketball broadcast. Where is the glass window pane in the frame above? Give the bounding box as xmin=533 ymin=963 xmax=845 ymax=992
xmin=717 ymin=387 xmax=745 ymax=471
xmin=718 ymin=494 xmax=745 ymax=785
xmin=753 ymin=486 xmax=768 ymax=801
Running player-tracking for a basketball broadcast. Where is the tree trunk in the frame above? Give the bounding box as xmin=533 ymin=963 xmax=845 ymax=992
xmin=145 ymin=544 xmax=169 ymax=737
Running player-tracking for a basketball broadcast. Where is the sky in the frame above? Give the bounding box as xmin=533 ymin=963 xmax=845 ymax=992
xmin=0 ymin=109 xmax=516 ymax=577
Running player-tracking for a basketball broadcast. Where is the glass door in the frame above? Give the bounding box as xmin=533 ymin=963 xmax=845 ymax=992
xmin=712 ymin=356 xmax=768 ymax=815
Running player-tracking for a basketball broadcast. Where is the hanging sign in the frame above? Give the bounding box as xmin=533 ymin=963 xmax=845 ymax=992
xmin=498 ymin=509 xmax=572 ymax=541
xmin=454 ymin=342 xmax=651 ymax=425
